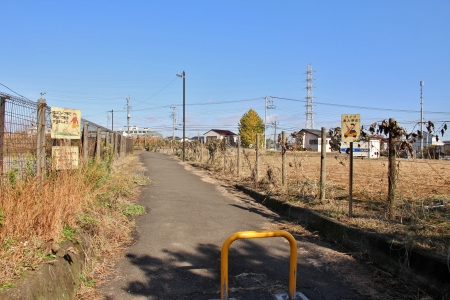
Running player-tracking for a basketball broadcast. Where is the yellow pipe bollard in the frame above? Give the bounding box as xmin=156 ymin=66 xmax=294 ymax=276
xmin=220 ymin=230 xmax=297 ymax=300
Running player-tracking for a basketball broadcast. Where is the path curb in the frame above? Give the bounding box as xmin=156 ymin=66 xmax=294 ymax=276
xmin=235 ymin=184 xmax=450 ymax=299
xmin=0 ymin=235 xmax=90 ymax=300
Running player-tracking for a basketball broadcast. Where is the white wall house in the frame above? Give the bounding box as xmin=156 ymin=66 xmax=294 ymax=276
xmin=116 ymin=126 xmax=162 ymax=138
xmin=299 ymin=129 xmax=333 ymax=152
xmin=340 ymin=139 xmax=382 ymax=158
xmin=298 ymin=129 xmax=382 ymax=158
xmin=203 ymin=129 xmax=238 ymax=145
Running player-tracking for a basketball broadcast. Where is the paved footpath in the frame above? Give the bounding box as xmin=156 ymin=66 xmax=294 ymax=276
xmin=99 ymin=152 xmax=413 ymax=300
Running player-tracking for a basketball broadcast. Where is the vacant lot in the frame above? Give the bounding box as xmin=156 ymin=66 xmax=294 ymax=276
xmin=165 ymin=144 xmax=449 ymax=258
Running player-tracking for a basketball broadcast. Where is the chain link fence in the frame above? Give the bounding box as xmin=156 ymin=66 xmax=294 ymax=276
xmin=0 ymin=91 xmax=132 ymax=177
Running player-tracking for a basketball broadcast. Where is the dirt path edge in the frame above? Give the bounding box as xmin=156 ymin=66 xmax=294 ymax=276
xmin=235 ymin=184 xmax=450 ymax=300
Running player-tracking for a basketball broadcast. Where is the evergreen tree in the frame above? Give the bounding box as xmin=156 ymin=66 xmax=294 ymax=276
xmin=238 ymin=108 xmax=264 ymax=147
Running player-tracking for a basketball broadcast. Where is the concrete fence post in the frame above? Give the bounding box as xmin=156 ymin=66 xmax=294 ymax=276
xmin=105 ymin=131 xmax=109 ymax=148
xmin=114 ymin=133 xmax=118 ymax=154
xmin=83 ymin=122 xmax=89 ymax=164
xmin=36 ymin=98 xmax=47 ymax=178
xmin=95 ymin=127 xmax=101 ymax=160
xmin=0 ymin=97 xmax=6 ymax=175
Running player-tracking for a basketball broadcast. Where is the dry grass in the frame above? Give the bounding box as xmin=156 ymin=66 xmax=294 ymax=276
xmin=0 ymin=153 xmax=147 ymax=296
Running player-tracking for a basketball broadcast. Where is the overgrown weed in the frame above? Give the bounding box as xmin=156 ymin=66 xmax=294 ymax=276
xmin=0 ymin=153 xmax=147 ymax=299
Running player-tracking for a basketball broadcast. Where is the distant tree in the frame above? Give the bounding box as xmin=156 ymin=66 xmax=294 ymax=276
xmin=238 ymin=108 xmax=264 ymax=148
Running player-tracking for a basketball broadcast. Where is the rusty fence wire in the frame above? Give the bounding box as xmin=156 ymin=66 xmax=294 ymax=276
xmin=0 ymin=91 xmax=132 ymax=178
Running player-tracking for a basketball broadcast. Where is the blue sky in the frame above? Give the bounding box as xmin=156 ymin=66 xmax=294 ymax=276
xmin=1 ymin=1 xmax=449 ymax=140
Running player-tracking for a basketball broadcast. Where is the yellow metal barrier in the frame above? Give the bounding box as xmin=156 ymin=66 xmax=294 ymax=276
xmin=220 ymin=230 xmax=297 ymax=300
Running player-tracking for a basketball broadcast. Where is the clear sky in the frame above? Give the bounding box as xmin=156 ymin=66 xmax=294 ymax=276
xmin=1 ymin=1 xmax=449 ymax=140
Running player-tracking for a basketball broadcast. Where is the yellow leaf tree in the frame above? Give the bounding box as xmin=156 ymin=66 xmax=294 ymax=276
xmin=238 ymin=108 xmax=264 ymax=148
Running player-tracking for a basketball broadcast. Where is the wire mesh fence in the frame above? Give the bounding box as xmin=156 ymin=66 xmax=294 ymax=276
xmin=0 ymin=91 xmax=132 ymax=178
xmin=149 ymin=138 xmax=450 ymax=205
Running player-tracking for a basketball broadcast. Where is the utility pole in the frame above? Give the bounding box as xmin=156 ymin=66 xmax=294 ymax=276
xmin=272 ymin=120 xmax=278 ymax=149
xmin=108 ymin=110 xmax=114 ymax=131
xmin=305 ymin=64 xmax=315 ymax=129
xmin=176 ymin=71 xmax=186 ymax=162
xmin=264 ymin=96 xmax=275 ymax=149
xmin=420 ymin=81 xmax=424 ymax=158
xmin=126 ymin=97 xmax=131 ymax=135
xmin=170 ymin=104 xmax=177 ymax=141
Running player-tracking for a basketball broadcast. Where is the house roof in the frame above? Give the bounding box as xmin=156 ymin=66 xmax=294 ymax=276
xmin=204 ymin=129 xmax=238 ymax=136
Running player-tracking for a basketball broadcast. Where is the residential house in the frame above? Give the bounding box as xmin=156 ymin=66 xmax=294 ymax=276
xmin=298 ymin=129 xmax=333 ymax=152
xmin=203 ymin=129 xmax=238 ymax=146
xmin=116 ymin=126 xmax=162 ymax=138
xmin=340 ymin=140 xmax=382 ymax=158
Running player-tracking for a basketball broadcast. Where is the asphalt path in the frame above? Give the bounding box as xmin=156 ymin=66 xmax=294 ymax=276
xmin=99 ymin=152 xmax=413 ymax=300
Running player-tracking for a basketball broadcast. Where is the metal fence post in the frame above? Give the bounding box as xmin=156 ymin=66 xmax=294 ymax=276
xmin=36 ymin=98 xmax=47 ymax=178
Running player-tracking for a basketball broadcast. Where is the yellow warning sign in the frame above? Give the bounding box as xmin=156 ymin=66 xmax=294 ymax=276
xmin=52 ymin=146 xmax=79 ymax=170
xmin=51 ymin=107 xmax=81 ymax=139
xmin=341 ymin=114 xmax=361 ymax=142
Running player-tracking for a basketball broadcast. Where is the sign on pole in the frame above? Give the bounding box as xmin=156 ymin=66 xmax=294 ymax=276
xmin=52 ymin=146 xmax=79 ymax=170
xmin=341 ymin=114 xmax=361 ymax=143
xmin=51 ymin=107 xmax=82 ymax=139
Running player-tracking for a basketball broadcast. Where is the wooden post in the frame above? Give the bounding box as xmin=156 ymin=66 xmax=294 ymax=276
xmin=388 ymin=118 xmax=397 ymax=220
xmin=83 ymin=122 xmax=89 ymax=164
xmin=237 ymin=136 xmax=241 ymax=176
xmin=349 ymin=142 xmax=353 ymax=218
xmin=0 ymin=97 xmax=6 ymax=175
xmin=200 ymin=142 xmax=203 ymax=162
xmin=255 ymin=134 xmax=260 ymax=180
xmin=320 ymin=127 xmax=327 ymax=200
xmin=36 ymin=98 xmax=47 ymax=178
xmin=118 ymin=134 xmax=122 ymax=156
xmin=114 ymin=133 xmax=118 ymax=154
xmin=95 ymin=127 xmax=101 ymax=160
xmin=223 ymin=139 xmax=227 ymax=172
xmin=105 ymin=131 xmax=109 ymax=147
xmin=282 ymin=131 xmax=286 ymax=186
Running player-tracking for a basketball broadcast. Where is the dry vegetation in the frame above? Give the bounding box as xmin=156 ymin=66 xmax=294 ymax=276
xmin=0 ymin=152 xmax=147 ymax=297
xmin=145 ymin=138 xmax=450 ymax=259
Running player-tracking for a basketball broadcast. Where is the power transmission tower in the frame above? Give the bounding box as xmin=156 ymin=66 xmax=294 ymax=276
xmin=170 ymin=104 xmax=177 ymax=141
xmin=264 ymin=96 xmax=275 ymax=149
xmin=305 ymin=64 xmax=315 ymax=129
xmin=126 ymin=97 xmax=131 ymax=135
